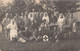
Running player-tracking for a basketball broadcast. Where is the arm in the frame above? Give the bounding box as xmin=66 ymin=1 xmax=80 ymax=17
xmin=2 ymin=18 xmax=6 ymax=25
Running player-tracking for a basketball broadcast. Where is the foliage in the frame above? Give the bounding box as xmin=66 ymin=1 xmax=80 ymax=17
xmin=0 ymin=0 xmax=7 ymax=21
xmin=0 ymin=0 xmax=80 ymax=21
xmin=40 ymin=0 xmax=80 ymax=13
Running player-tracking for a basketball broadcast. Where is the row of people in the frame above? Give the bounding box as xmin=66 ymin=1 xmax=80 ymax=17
xmin=2 ymin=10 xmax=76 ymax=42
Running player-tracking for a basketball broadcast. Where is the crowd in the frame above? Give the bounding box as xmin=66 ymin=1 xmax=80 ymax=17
xmin=2 ymin=8 xmax=76 ymax=43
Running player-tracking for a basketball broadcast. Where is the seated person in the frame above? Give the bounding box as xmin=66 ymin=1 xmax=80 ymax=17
xmin=18 ymin=27 xmax=32 ymax=42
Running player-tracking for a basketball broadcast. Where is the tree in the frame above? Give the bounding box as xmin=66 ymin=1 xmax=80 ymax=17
xmin=53 ymin=1 xmax=79 ymax=13
xmin=11 ymin=0 xmax=27 ymax=14
xmin=39 ymin=0 xmax=79 ymax=13
xmin=0 ymin=0 xmax=7 ymax=21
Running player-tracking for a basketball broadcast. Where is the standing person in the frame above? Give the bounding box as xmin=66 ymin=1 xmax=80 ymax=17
xmin=40 ymin=12 xmax=44 ymax=21
xmin=6 ymin=19 xmax=18 ymax=41
xmin=19 ymin=12 xmax=25 ymax=24
xmin=28 ymin=13 xmax=34 ymax=22
xmin=28 ymin=9 xmax=35 ymax=22
xmin=28 ymin=12 xmax=36 ymax=31
xmin=42 ymin=12 xmax=49 ymax=24
xmin=53 ymin=7 xmax=59 ymax=23
xmin=2 ymin=13 xmax=11 ymax=40
xmin=2 ymin=13 xmax=11 ymax=27
xmin=24 ymin=12 xmax=31 ymax=29
xmin=18 ymin=12 xmax=25 ymax=31
xmin=13 ymin=14 xmax=19 ymax=24
xmin=68 ymin=16 xmax=74 ymax=32
xmin=57 ymin=13 xmax=65 ymax=33
xmin=55 ymin=13 xmax=65 ymax=43
xmin=36 ymin=12 xmax=43 ymax=27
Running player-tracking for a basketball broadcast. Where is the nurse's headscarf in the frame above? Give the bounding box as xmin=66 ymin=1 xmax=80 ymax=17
xmin=59 ymin=13 xmax=65 ymax=19
xmin=43 ymin=12 xmax=48 ymax=17
xmin=10 ymin=19 xmax=17 ymax=25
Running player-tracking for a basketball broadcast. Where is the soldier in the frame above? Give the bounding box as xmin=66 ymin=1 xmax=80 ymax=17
xmin=2 ymin=13 xmax=11 ymax=40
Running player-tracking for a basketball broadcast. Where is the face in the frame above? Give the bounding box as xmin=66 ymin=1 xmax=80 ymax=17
xmin=61 ymin=15 xmax=63 ymax=18
xmin=25 ymin=27 xmax=28 ymax=31
xmin=60 ymin=14 xmax=64 ymax=18
xmin=12 ymin=21 xmax=14 ymax=24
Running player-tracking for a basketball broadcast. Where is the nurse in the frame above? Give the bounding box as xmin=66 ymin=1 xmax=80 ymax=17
xmin=6 ymin=19 xmax=18 ymax=41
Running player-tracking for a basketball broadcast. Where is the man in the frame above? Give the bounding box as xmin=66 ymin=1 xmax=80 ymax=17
xmin=6 ymin=19 xmax=18 ymax=41
xmin=24 ymin=13 xmax=31 ymax=29
xmin=28 ymin=13 xmax=34 ymax=22
xmin=2 ymin=13 xmax=11 ymax=27
xmin=53 ymin=7 xmax=59 ymax=23
xmin=2 ymin=13 xmax=11 ymax=40
xmin=28 ymin=9 xmax=35 ymax=22
xmin=13 ymin=14 xmax=19 ymax=24
xmin=18 ymin=12 xmax=25 ymax=31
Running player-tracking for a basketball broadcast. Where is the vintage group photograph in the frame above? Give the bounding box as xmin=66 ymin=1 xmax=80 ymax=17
xmin=0 ymin=0 xmax=80 ymax=51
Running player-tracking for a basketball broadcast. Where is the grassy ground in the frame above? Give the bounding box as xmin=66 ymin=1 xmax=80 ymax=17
xmin=0 ymin=32 xmax=80 ymax=51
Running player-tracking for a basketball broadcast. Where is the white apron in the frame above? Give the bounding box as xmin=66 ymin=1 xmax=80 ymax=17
xmin=7 ymin=20 xmax=18 ymax=41
xmin=10 ymin=25 xmax=18 ymax=38
xmin=57 ymin=18 xmax=65 ymax=27
xmin=72 ymin=22 xmax=76 ymax=32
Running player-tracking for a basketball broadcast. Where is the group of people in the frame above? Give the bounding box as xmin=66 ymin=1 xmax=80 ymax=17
xmin=2 ymin=8 xmax=76 ymax=43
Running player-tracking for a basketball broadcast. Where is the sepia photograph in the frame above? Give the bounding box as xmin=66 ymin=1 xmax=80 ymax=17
xmin=0 ymin=0 xmax=80 ymax=51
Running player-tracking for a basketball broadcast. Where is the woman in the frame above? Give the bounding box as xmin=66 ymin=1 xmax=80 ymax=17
xmin=57 ymin=13 xmax=65 ymax=33
xmin=6 ymin=19 xmax=18 ymax=41
xmin=42 ymin=12 xmax=49 ymax=24
xmin=55 ymin=13 xmax=65 ymax=43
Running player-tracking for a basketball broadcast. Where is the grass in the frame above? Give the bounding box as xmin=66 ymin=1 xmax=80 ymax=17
xmin=0 ymin=31 xmax=80 ymax=51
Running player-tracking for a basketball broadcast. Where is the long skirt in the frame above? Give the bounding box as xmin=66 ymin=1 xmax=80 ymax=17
xmin=10 ymin=30 xmax=18 ymax=41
